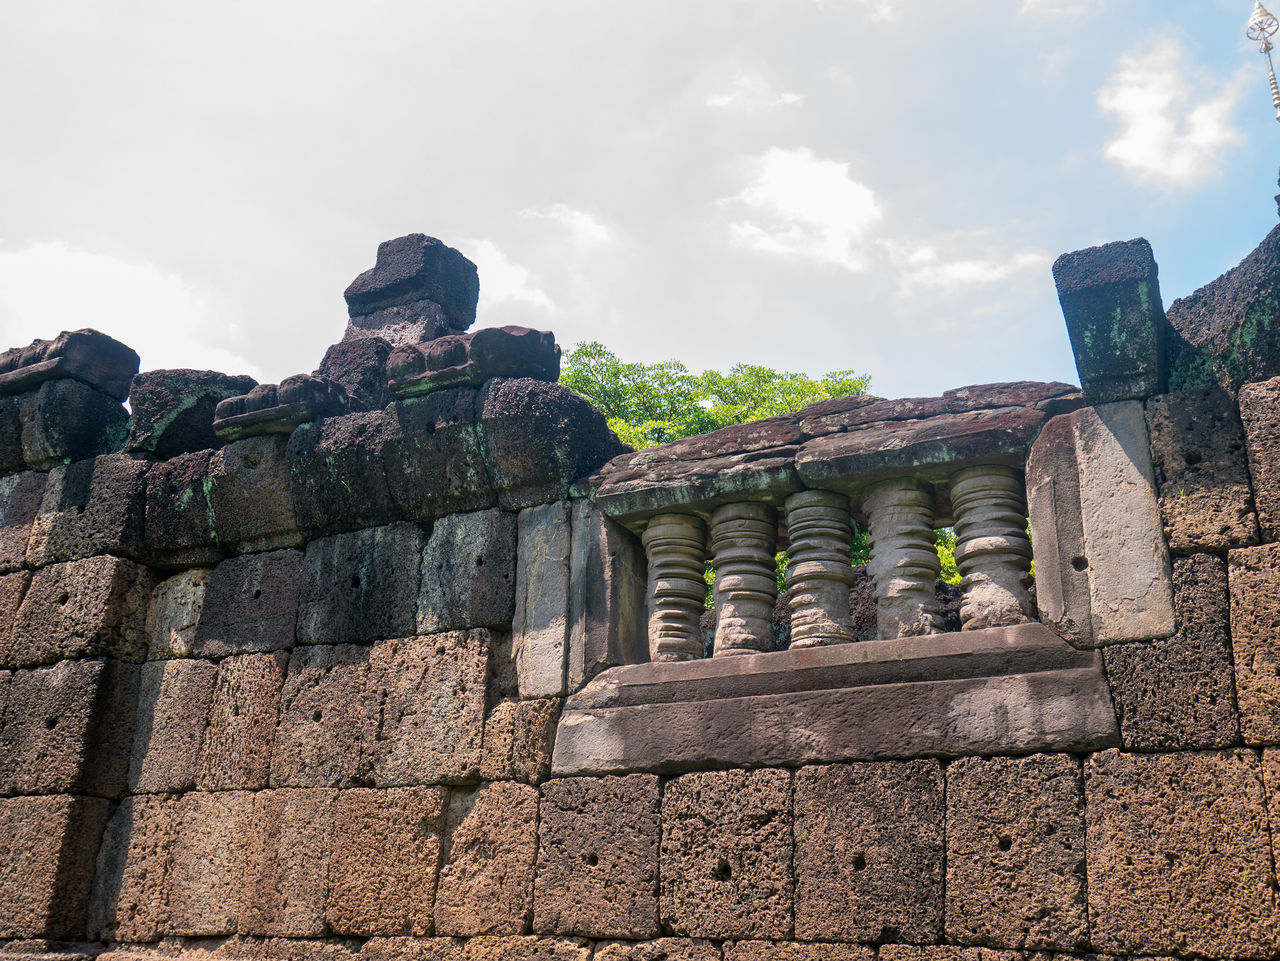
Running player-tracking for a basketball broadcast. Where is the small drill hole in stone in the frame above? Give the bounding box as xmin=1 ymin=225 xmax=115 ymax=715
xmin=713 ymin=859 xmax=732 ymax=882
xmin=312 ymin=709 xmax=323 ymax=722
xmin=1071 ymin=556 xmax=1088 ymax=572
xmin=852 ymin=853 xmax=867 ymax=871
xmin=57 ymin=592 xmax=69 ymax=605
xmin=583 ymin=852 xmax=599 ymax=867
xmin=351 ymin=575 xmax=361 ymax=590
xmin=1183 ymin=449 xmax=1203 ymax=466
xmin=252 ymin=588 xmax=262 ymax=600
xmin=998 ymin=836 xmax=1013 ymax=852
xmin=44 ymin=717 xmax=57 ymax=729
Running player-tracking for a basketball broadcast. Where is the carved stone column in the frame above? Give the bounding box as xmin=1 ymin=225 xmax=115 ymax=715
xmin=785 ymin=490 xmax=855 ymax=647
xmin=950 ymin=464 xmax=1035 ymax=630
xmin=863 ymin=477 xmax=945 ymax=639
xmin=710 ymin=502 xmax=777 ymax=655
xmin=640 ymin=513 xmax=706 ymax=661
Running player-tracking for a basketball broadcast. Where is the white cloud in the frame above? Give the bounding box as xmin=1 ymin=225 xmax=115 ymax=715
xmin=519 ymin=204 xmax=612 ymax=246
xmin=707 ymin=75 xmax=804 ymax=112
xmin=812 ymin=0 xmax=896 ymax=21
xmin=726 ymin=147 xmax=883 ymax=271
xmin=882 ymin=241 xmax=1051 ymax=294
xmin=1098 ymin=39 xmax=1243 ymax=189
xmin=1018 ymin=0 xmax=1102 ymax=17
xmin=0 ymin=241 xmax=261 ymax=377
xmin=466 ymin=239 xmax=556 ymax=312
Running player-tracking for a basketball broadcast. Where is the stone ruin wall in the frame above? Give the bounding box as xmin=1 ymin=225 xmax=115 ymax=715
xmin=0 ymin=229 xmax=1279 ymax=961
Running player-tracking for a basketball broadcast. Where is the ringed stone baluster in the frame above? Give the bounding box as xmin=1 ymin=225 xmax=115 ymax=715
xmin=710 ymin=502 xmax=777 ymax=655
xmin=863 ymin=477 xmax=945 ymax=639
xmin=785 ymin=490 xmax=855 ymax=647
xmin=950 ymin=464 xmax=1035 ymax=630
xmin=641 ymin=513 xmax=707 ymax=661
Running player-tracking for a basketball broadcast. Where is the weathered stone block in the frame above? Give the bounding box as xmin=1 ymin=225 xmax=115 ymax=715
xmin=287 ymin=411 xmax=396 ymax=538
xmin=418 ymin=509 xmax=517 ymax=633
xmin=595 ymin=942 xmax=721 ymax=961
xmin=196 ymin=651 xmax=288 ymax=791
xmin=297 ymin=523 xmax=424 ymax=645
xmin=384 ymin=392 xmax=495 ymax=523
xmin=344 ymin=234 xmax=479 ymax=331
xmin=0 ymin=329 xmax=139 ymax=401
xmin=725 ymin=945 xmax=874 ymax=961
xmin=326 ymin=786 xmax=447 ymax=937
xmin=0 ymin=396 xmax=21 ymax=477
xmin=1103 ymin=554 xmax=1240 ymax=750
xmin=316 ymin=337 xmax=393 ymax=412
xmin=127 ymin=369 xmax=257 ymax=458
xmin=208 ymin=434 xmax=303 ymax=554
xmin=661 ymin=768 xmax=792 ymax=940
xmin=238 ymin=788 xmax=337 ymax=938
xmin=534 ymin=774 xmax=660 ymax=939
xmin=20 ymin=379 xmax=129 ymax=471
xmin=167 ymin=790 xmax=255 ymax=936
xmin=0 ymin=570 xmax=27 ymax=668
xmin=0 ymin=471 xmax=45 ymax=572
xmin=88 ymin=794 xmax=175 ymax=943
xmin=513 ymin=503 xmax=570 ymax=698
xmin=145 ymin=569 xmax=210 ymax=660
xmin=794 ymin=760 xmax=942 ymax=944
xmin=143 ymin=449 xmax=222 ymax=569
xmin=0 ymin=794 xmax=111 ymax=939
xmin=877 ymin=949 xmax=1023 ymax=961
xmin=458 ymin=938 xmax=592 ymax=961
xmin=1086 ymin=748 xmax=1280 ymax=957
xmin=1241 ymin=376 xmax=1280 ymax=539
xmin=192 ymin=549 xmax=303 ymax=658
xmin=434 ymin=781 xmax=539 ymax=937
xmin=11 ymin=555 xmax=155 ymax=666
xmin=362 ymin=938 xmax=466 ymax=961
xmin=270 ymin=644 xmax=372 ymax=788
xmin=26 ymin=453 xmax=147 ymax=567
xmin=388 ymin=326 xmax=559 ymax=397
xmin=479 ymin=697 xmax=560 ymax=784
xmin=366 ymin=632 xmax=490 ymax=786
xmin=128 ymin=658 xmax=217 ymax=794
xmin=1145 ymin=388 xmax=1258 ymax=552
xmin=945 ymin=754 xmax=1086 ymax=950
xmin=1228 ymin=541 xmax=1280 ymax=744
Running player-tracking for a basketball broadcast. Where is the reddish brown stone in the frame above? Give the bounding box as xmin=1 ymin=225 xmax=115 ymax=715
xmin=88 ymin=794 xmax=176 ymax=942
xmin=794 ymin=760 xmax=943 ymax=944
xmin=388 ymin=326 xmax=559 ymax=396
xmin=142 ymin=449 xmax=224 ymax=569
xmin=1239 ymin=375 xmax=1280 ymax=539
xmin=316 ymin=337 xmax=393 ymax=412
xmin=126 ymin=369 xmax=256 ymax=458
xmin=479 ymin=698 xmax=559 ymax=785
xmin=196 ymin=652 xmax=288 ymax=791
xmin=208 ymin=434 xmax=304 ymax=554
xmin=434 ymin=781 xmax=539 ymax=937
xmin=945 ymin=754 xmax=1087 ymax=950
xmin=325 ymin=787 xmax=447 ymax=937
xmin=458 ymin=938 xmax=592 ymax=961
xmin=383 ymin=390 xmax=495 ymax=524
xmin=145 ymin=569 xmax=210 ymax=660
xmin=11 ymin=554 xmax=155 ymax=666
xmin=0 ymin=570 xmax=29 ymax=667
xmin=193 ymin=549 xmax=303 ymax=658
xmin=877 ymin=949 xmax=1024 ymax=961
xmin=534 ymin=775 xmax=660 ymax=939
xmin=270 ymin=644 xmax=372 ymax=788
xmin=25 ymin=454 xmax=147 ymax=568
xmin=0 ymin=328 xmax=139 ymax=401
xmin=418 ymin=509 xmax=517 ymax=633
xmin=167 ymin=790 xmax=255 ymax=936
xmin=593 ymin=941 xmax=720 ymax=961
xmin=725 ymin=945 xmax=874 ymax=961
xmin=238 ymin=788 xmax=337 ymax=938
xmin=286 ymin=411 xmax=396 ymax=538
xmin=0 ymin=471 xmax=45 ymax=572
xmin=128 ymin=658 xmax=217 ymax=794
xmin=1228 ymin=542 xmax=1280 ymax=744
xmin=660 ymin=768 xmax=792 ymax=940
xmin=0 ymin=794 xmax=111 ymax=939
xmin=361 ymin=938 xmax=465 ymax=961
xmin=343 ymin=234 xmax=478 ymax=331
xmin=1086 ymin=749 xmax=1280 ymax=957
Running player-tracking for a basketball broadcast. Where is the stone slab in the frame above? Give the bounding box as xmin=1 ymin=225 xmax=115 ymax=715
xmin=128 ymin=658 xmax=217 ymax=794
xmin=126 ymin=369 xmax=257 ymax=458
xmin=795 ymin=760 xmax=943 ymax=944
xmin=0 ymin=471 xmax=45 ymax=572
xmin=0 ymin=571 xmax=27 ymax=668
xmin=0 ymin=329 xmax=139 ymax=401
xmin=87 ymin=794 xmax=175 ymax=943
xmin=286 ymin=411 xmax=396 ymax=538
xmin=1228 ymin=541 xmax=1280 ymax=744
xmin=1239 ymin=375 xmax=1280 ymax=539
xmin=594 ymin=940 xmax=720 ymax=961
xmin=383 ymin=391 xmax=496 ymax=524
xmin=238 ymin=788 xmax=337 ymax=938
xmin=192 ymin=550 xmax=303 ymax=658
xmin=458 ymin=938 xmax=592 ymax=961
xmin=143 ymin=449 xmax=222 ymax=569
xmin=479 ymin=697 xmax=560 ymax=785
xmin=270 ymin=644 xmax=373 ymax=788
xmin=344 ymin=234 xmax=479 ymax=329
xmin=534 ymin=774 xmax=661 ymax=939
xmin=418 ymin=509 xmax=517 ymax=634
xmin=167 ymin=790 xmax=255 ymax=937
xmin=26 ymin=454 xmax=147 ymax=568
xmin=725 ymin=945 xmax=874 ymax=961
xmin=513 ymin=502 xmax=571 ymax=698
xmin=20 ymin=379 xmax=129 ymax=471
xmin=316 ymin=337 xmax=393 ymax=412
xmin=145 ymin=569 xmax=210 ymax=660
xmin=208 ymin=434 xmax=304 ymax=554
xmin=196 ymin=651 xmax=289 ymax=791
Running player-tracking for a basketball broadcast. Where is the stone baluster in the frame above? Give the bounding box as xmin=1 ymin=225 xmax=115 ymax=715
xmin=640 ymin=513 xmax=707 ymax=661
xmin=863 ymin=477 xmax=945 ymax=639
xmin=785 ymin=490 xmax=855 ymax=647
xmin=950 ymin=464 xmax=1035 ymax=630
xmin=710 ymin=502 xmax=777 ymax=655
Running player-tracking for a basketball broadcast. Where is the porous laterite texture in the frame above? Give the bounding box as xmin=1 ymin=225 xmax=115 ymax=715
xmin=238 ymin=788 xmax=337 ymax=938
xmin=88 ymin=794 xmax=176 ymax=942
xmin=128 ymin=658 xmax=217 ymax=794
xmin=193 ymin=549 xmax=304 ymax=658
xmin=270 ymin=643 xmax=372 ymax=788
xmin=594 ymin=940 xmax=721 ymax=961
xmin=1228 ymin=542 xmax=1280 ymax=744
xmin=196 ymin=651 xmax=289 ymax=791
xmin=418 ymin=508 xmax=518 ymax=634
xmin=166 ymin=790 xmax=255 ymax=936
xmin=725 ymin=945 xmax=876 ymax=961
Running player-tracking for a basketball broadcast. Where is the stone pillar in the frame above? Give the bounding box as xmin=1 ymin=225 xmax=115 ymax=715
xmin=950 ymin=465 xmax=1035 ymax=631
xmin=863 ymin=477 xmax=944 ymax=639
xmin=710 ymin=502 xmax=777 ymax=655
xmin=640 ymin=513 xmax=706 ymax=662
xmin=785 ymin=490 xmax=855 ymax=648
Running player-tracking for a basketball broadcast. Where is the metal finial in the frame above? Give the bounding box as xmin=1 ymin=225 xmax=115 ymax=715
xmin=1248 ymin=1 xmax=1280 ymax=121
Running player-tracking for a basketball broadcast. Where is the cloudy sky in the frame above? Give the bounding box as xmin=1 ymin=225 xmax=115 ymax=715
xmin=1 ymin=0 xmax=1277 ymax=398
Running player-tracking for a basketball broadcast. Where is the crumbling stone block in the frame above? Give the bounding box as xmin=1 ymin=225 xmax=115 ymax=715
xmin=1240 ymin=375 xmax=1280 ymax=539
xmin=238 ymin=788 xmax=337 ymax=938
xmin=196 ymin=651 xmax=289 ymax=791
xmin=1145 ymin=388 xmax=1258 ymax=552
xmin=458 ymin=938 xmax=592 ymax=961
xmin=145 ymin=569 xmax=210 ymax=660
xmin=316 ymin=337 xmax=393 ymax=412
xmin=192 ymin=549 xmax=303 ymax=658
xmin=362 ymin=938 xmax=466 ymax=961
xmin=1103 ymin=554 xmax=1240 ymax=750
xmin=344 ymin=234 xmax=479 ymax=338
xmin=479 ymin=697 xmax=560 ymax=784
xmin=26 ymin=453 xmax=147 ymax=567
xmin=366 ymin=632 xmax=490 ymax=786
xmin=384 ymin=390 xmax=495 ymax=526
xmin=534 ymin=774 xmax=660 ymax=939
xmin=326 ymin=786 xmax=447 ymax=937
xmin=419 ymin=509 xmax=517 ymax=633
xmin=143 ymin=449 xmax=222 ymax=569
xmin=20 ymin=379 xmax=129 ymax=471
xmin=661 ymin=768 xmax=792 ymax=940
xmin=297 ymin=523 xmax=424 ymax=645
xmin=513 ymin=503 xmax=570 ymax=698
xmin=270 ymin=643 xmax=372 ymax=788
xmin=878 ymin=949 xmax=1022 ymax=961
xmin=434 ymin=781 xmax=539 ymax=937
xmin=0 ymin=794 xmax=111 ymax=939
xmin=287 ymin=411 xmax=396 ymax=538
xmin=88 ymin=795 xmax=176 ymax=943
xmin=725 ymin=945 xmax=874 ymax=961
xmin=167 ymin=790 xmax=255 ymax=937
xmin=0 ymin=329 xmax=139 ymax=401
xmin=794 ymin=760 xmax=943 ymax=944
xmin=595 ymin=942 xmax=721 ymax=961
xmin=1086 ymin=748 xmax=1280 ymax=957
xmin=388 ymin=326 xmax=559 ymax=397
xmin=945 ymin=754 xmax=1086 ymax=950
xmin=0 ymin=471 xmax=45 ymax=572
xmin=213 ymin=374 xmax=349 ymax=444
xmin=1228 ymin=541 xmax=1280 ymax=744
xmin=128 ymin=658 xmax=217 ymax=794
xmin=0 ymin=570 xmax=27 ymax=668
xmin=0 ymin=396 xmax=21 ymax=477
xmin=127 ymin=369 xmax=257 ymax=458
xmin=208 ymin=434 xmax=303 ymax=554
xmin=12 ymin=555 xmax=155 ymax=666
